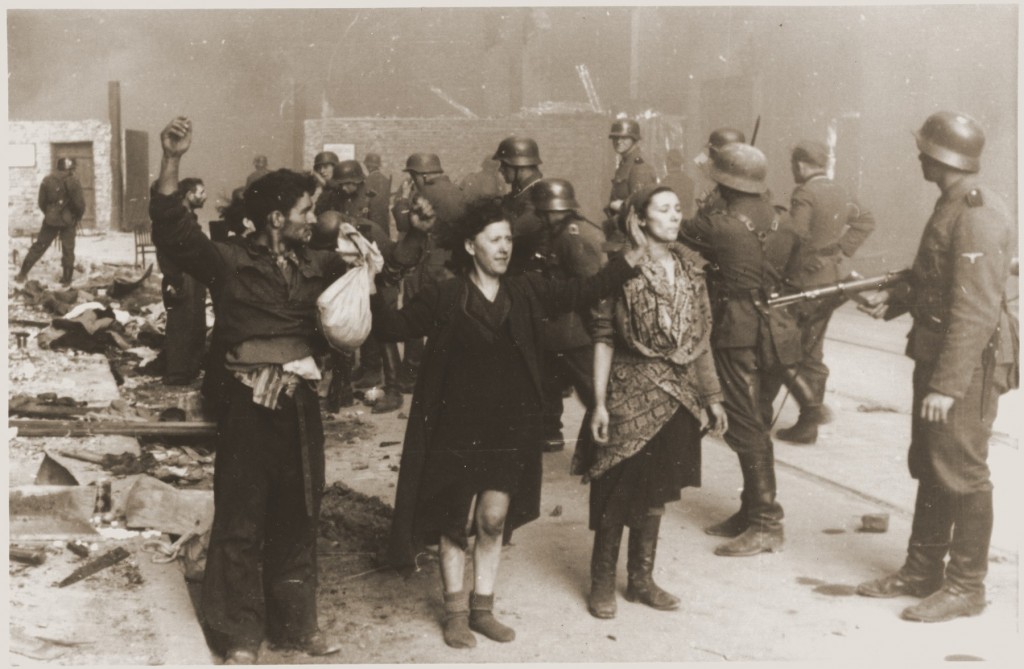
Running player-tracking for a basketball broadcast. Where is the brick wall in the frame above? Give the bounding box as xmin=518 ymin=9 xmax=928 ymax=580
xmin=7 ymin=120 xmax=112 ymax=234
xmin=304 ymin=115 xmax=617 ymax=224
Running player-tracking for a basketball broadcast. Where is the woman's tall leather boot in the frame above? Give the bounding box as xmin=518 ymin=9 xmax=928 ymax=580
xmin=624 ymin=514 xmax=679 ymax=610
xmin=588 ymin=522 xmax=623 ymax=619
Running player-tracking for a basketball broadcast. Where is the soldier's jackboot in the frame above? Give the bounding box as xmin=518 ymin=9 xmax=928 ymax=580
xmin=624 ymin=515 xmax=679 ymax=610
xmin=714 ymin=450 xmax=784 ymax=556
xmin=857 ymin=482 xmax=951 ymax=599
xmin=776 ymin=373 xmax=823 ymax=444
xmin=372 ymin=343 xmax=403 ymax=414
xmin=353 ymin=337 xmax=383 ymax=389
xmin=588 ymin=522 xmax=623 ymax=619
xmin=60 ymin=266 xmax=74 ymax=287
xmin=901 ymin=490 xmax=991 ymax=622
xmin=704 ymin=467 xmax=751 ymax=537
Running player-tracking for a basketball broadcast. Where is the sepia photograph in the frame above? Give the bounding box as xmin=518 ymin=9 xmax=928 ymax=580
xmin=4 ymin=2 xmax=1021 ymax=665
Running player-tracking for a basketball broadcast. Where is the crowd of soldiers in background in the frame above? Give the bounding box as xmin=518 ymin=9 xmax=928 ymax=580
xmin=184 ymin=123 xmax=872 ymax=451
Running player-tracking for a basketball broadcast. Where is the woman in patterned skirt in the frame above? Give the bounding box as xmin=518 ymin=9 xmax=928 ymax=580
xmin=580 ymin=185 xmax=728 ymax=619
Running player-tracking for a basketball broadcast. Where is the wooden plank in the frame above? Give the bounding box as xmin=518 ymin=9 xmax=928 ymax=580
xmin=10 ymin=419 xmax=217 ymax=438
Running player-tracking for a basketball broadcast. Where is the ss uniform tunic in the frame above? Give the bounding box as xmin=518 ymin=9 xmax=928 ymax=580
xmin=786 ymin=174 xmax=876 ymax=403
xmin=885 ymin=177 xmax=1016 ymax=494
xmin=679 ymin=196 xmax=802 ymax=456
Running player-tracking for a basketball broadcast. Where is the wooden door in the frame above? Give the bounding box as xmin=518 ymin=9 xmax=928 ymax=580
xmin=51 ymin=142 xmax=96 ymax=229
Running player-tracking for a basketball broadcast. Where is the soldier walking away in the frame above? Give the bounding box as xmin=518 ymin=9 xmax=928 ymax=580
xmin=660 ymin=148 xmax=696 ymax=218
xmin=775 ymin=140 xmax=876 ymax=444
xmin=16 ymin=157 xmax=86 ymax=286
xmin=159 ymin=177 xmax=210 ymax=386
xmin=245 ymin=154 xmax=270 ymax=188
xmin=151 ymin=117 xmax=344 ymax=664
xmin=678 ymin=143 xmax=802 ymax=557
xmin=693 ymin=127 xmax=747 ymax=216
xmin=530 ymin=178 xmax=607 ymax=453
xmin=392 ymin=152 xmax=467 ymax=393
xmin=493 ymin=136 xmax=546 ymax=275
xmin=856 ymin=111 xmax=1017 ymax=623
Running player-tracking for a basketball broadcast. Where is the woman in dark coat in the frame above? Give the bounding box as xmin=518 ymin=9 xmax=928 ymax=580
xmin=371 ymin=197 xmax=648 ymax=649
xmin=582 ymin=186 xmax=728 ymax=619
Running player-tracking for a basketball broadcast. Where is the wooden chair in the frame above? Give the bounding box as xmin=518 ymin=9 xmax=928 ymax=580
xmin=134 ymin=227 xmax=156 ymax=267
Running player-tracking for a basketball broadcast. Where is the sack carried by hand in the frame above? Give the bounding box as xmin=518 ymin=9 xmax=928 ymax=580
xmin=317 ymin=223 xmax=385 ymax=351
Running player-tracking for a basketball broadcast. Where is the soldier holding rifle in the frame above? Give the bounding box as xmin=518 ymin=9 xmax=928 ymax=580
xmin=855 ymin=111 xmax=1017 ymax=623
xmin=775 ymin=140 xmax=876 ymax=444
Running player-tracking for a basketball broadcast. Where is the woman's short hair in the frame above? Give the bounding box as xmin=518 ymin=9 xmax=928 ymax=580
xmin=244 ymin=169 xmax=317 ymax=233
xmin=443 ymin=196 xmax=508 ymax=273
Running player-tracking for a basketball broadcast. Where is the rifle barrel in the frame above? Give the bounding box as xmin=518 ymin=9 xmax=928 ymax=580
xmin=768 ymin=270 xmax=910 ymax=308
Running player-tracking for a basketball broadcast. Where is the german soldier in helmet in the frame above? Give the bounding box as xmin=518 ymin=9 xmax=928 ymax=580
xmin=775 ymin=139 xmax=877 ymax=445
xmin=392 ymin=152 xmax=467 ymax=391
xmin=312 ymin=151 xmax=339 ymax=187
xmin=856 ymin=112 xmax=1016 ymax=623
xmin=16 ymin=156 xmax=86 ymax=286
xmin=529 ymin=178 xmax=607 ymax=453
xmin=693 ymin=127 xmax=747 ymax=216
xmin=678 ymin=143 xmax=801 ymax=558
xmin=493 ymin=136 xmax=547 ymax=275
xmin=607 ymin=118 xmax=657 ymax=215
xmin=315 ymin=159 xmax=387 ymax=237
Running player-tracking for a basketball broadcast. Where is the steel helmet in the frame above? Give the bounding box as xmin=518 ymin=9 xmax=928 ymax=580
xmin=335 ymin=160 xmax=366 ymax=185
xmin=314 ymin=151 xmax=340 ymax=168
xmin=531 ymin=178 xmax=580 ymax=212
xmin=403 ymin=153 xmax=444 ymax=175
xmin=915 ymin=111 xmax=984 ymax=173
xmin=57 ymin=157 xmax=76 ymax=171
xmin=707 ymin=127 xmax=747 ymax=152
xmin=363 ymin=152 xmax=382 ymax=169
xmin=708 ymin=143 xmax=767 ymax=194
xmin=608 ymin=119 xmax=641 ymax=140
xmin=492 ymin=136 xmax=542 ymax=167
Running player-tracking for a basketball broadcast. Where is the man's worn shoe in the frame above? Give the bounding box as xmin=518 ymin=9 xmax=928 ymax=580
xmin=856 ymin=571 xmax=943 ymax=599
xmin=13 ymin=272 xmax=28 ymax=283
xmin=900 ymin=587 xmax=986 ymax=623
xmin=223 ymin=649 xmax=258 ymax=665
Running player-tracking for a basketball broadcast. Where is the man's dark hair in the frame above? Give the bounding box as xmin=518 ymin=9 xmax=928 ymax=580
xmin=176 ymin=177 xmax=205 ymax=200
xmin=244 ymin=169 xmax=317 ymax=232
xmin=443 ymin=196 xmax=507 ymax=273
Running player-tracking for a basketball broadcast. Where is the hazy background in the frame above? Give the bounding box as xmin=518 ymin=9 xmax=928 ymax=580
xmin=7 ymin=5 xmax=1018 ymax=271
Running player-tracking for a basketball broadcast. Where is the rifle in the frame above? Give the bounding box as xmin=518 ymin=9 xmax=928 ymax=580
xmin=750 ymin=115 xmax=761 ymax=147
xmin=767 ymin=269 xmax=911 ymax=309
